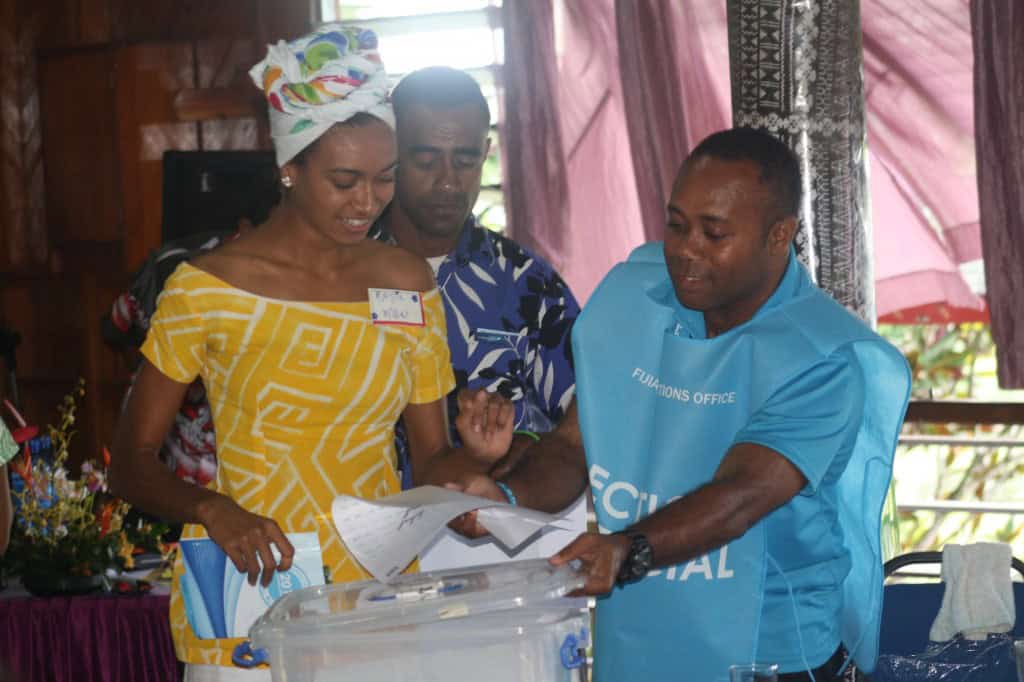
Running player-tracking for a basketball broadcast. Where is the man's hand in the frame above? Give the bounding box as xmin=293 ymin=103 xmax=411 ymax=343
xmin=455 ymin=388 xmax=514 ymax=464
xmin=196 ymin=494 xmax=295 ymax=587
xmin=550 ymin=532 xmax=631 ymax=596
xmin=444 ymin=472 xmax=508 ymax=539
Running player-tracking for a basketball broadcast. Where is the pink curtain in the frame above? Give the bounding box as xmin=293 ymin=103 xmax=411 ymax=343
xmin=502 ymin=0 xmax=728 ymax=301
xmin=551 ymin=0 xmax=645 ymax=301
xmin=861 ymin=0 xmax=987 ymax=324
xmin=500 ymin=0 xmax=571 ymax=271
xmin=500 ymin=0 xmax=645 ymax=301
xmin=972 ymin=0 xmax=1024 ymax=388
xmin=615 ymin=1 xmax=729 ymax=243
xmin=502 ymin=1 xmax=993 ymax=326
xmin=615 ymin=0 xmax=680 ymax=243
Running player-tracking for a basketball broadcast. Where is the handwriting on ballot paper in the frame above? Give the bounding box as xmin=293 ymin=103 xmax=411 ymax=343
xmin=368 ymin=288 xmax=425 ymax=326
xmin=631 ymin=367 xmax=737 ymax=406
xmin=397 ymin=506 xmax=426 ymax=531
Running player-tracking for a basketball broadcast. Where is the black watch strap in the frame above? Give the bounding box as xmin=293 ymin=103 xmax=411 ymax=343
xmin=615 ymin=531 xmax=654 ymax=586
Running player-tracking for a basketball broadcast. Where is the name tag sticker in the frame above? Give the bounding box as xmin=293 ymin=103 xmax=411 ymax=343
xmin=368 ymin=288 xmax=425 ymax=326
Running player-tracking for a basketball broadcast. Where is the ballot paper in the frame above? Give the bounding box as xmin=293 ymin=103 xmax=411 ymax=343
xmin=331 ymin=485 xmax=575 ymax=582
xmin=418 ymin=494 xmax=588 ymax=573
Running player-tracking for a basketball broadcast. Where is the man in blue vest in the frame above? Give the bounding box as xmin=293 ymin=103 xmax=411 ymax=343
xmin=450 ymin=128 xmax=911 ymax=681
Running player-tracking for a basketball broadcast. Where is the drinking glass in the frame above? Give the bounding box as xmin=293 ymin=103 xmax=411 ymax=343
xmin=729 ymin=663 xmax=779 ymax=682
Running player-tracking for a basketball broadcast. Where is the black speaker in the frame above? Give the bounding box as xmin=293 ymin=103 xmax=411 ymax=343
xmin=161 ymin=150 xmax=280 ymax=244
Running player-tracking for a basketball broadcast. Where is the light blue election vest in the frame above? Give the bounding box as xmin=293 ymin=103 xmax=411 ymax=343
xmin=572 ymin=243 xmax=910 ymax=681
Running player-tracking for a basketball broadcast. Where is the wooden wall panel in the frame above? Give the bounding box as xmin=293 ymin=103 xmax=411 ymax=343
xmin=197 ymin=39 xmax=264 ymax=150
xmin=1 ymin=279 xmax=80 ymax=455
xmin=258 ymin=0 xmax=314 ymax=43
xmin=114 ymin=44 xmax=199 ymax=270
xmin=3 ymin=0 xmax=311 ymax=465
xmin=34 ymin=0 xmax=311 ymax=51
xmin=112 ymin=0 xmax=258 ymax=42
xmin=1 ymin=274 xmax=127 ymax=467
xmin=32 ymin=0 xmax=112 ymax=51
xmin=38 ymin=51 xmax=121 ymax=246
xmin=0 ymin=0 xmax=49 ymax=270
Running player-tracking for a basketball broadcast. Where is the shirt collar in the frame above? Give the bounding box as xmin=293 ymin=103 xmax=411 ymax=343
xmin=452 ymin=215 xmax=488 ymax=261
xmin=756 ymin=246 xmax=803 ymax=315
xmin=656 ymin=247 xmax=803 ymax=340
xmin=368 ymin=215 xmax=483 ymax=264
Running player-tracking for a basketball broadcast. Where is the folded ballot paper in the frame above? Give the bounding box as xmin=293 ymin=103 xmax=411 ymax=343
xmin=331 ymin=485 xmax=578 ymax=582
xmin=179 ymin=532 xmax=325 ymax=639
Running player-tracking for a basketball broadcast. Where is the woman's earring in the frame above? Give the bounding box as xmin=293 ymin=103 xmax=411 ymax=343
xmin=281 ymin=175 xmax=293 ymax=188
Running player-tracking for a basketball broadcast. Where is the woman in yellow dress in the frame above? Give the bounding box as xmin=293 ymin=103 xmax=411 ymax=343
xmin=110 ymin=24 xmax=510 ymax=681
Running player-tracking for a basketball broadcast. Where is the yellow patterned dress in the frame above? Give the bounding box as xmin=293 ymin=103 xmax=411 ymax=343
xmin=141 ymin=262 xmax=455 ymax=666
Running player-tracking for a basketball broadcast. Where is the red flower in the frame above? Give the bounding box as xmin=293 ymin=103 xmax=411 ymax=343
xmin=97 ymin=502 xmax=114 ymax=537
xmin=10 ymin=444 xmax=32 ymax=486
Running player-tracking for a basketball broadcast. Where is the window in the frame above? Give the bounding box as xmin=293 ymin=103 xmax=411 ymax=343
xmin=321 ymin=0 xmax=506 ymax=232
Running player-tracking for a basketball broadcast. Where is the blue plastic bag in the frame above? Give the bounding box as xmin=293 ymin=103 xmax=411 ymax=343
xmin=871 ymin=634 xmax=1018 ymax=682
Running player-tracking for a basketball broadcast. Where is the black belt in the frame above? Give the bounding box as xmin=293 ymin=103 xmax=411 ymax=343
xmin=776 ymin=646 xmax=848 ymax=682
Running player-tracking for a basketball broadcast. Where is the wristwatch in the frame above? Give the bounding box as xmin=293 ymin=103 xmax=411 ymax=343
xmin=615 ymin=531 xmax=654 ymax=586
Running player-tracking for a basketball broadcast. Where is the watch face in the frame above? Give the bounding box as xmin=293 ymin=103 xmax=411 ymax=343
xmin=618 ymin=534 xmax=653 ymax=585
xmin=635 ymin=543 xmax=653 ymax=570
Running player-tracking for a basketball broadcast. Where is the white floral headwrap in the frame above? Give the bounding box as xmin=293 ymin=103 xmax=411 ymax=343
xmin=249 ymin=23 xmax=395 ymax=167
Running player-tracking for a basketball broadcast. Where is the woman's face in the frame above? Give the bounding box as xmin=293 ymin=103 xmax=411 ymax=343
xmin=282 ymin=118 xmax=397 ymax=245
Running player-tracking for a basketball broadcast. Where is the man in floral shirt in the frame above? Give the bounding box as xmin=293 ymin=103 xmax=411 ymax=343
xmin=370 ymin=66 xmax=580 ymax=486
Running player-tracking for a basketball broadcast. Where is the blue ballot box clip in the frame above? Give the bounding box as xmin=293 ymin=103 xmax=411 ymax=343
xmin=559 ymin=628 xmax=589 ymax=670
xmin=232 ymin=640 xmax=268 ymax=669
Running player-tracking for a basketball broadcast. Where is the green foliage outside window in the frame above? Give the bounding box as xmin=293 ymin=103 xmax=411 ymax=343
xmin=880 ymin=323 xmax=1024 ymax=556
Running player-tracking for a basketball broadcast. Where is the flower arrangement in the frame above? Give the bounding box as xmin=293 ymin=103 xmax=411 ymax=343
xmin=2 ymin=380 xmax=131 ymax=595
xmin=119 ymin=513 xmax=174 ymax=572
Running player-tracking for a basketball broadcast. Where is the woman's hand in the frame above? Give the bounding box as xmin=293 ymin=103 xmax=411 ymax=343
xmin=455 ymin=389 xmax=514 ymax=464
xmin=196 ymin=494 xmax=295 ymax=587
xmin=444 ymin=473 xmax=508 ymax=538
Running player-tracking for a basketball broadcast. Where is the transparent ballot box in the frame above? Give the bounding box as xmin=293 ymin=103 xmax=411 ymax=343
xmin=243 ymin=558 xmax=590 ymax=682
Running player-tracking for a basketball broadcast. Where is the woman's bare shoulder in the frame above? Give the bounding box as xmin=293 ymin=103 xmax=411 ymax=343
xmin=187 ymin=232 xmax=272 ymax=283
xmin=362 ymin=241 xmax=435 ymax=292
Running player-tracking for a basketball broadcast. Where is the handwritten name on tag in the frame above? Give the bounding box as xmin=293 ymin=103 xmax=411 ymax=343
xmin=368 ymin=288 xmax=425 ymax=326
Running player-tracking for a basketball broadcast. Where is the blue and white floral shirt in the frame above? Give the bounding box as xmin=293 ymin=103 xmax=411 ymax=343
xmin=370 ymin=218 xmax=580 ymax=484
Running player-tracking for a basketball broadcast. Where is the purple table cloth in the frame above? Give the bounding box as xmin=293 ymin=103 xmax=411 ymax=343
xmin=0 ymin=593 xmax=179 ymax=682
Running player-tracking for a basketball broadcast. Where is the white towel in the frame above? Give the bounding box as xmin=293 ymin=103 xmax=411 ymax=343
xmin=929 ymin=542 xmax=1015 ymax=641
